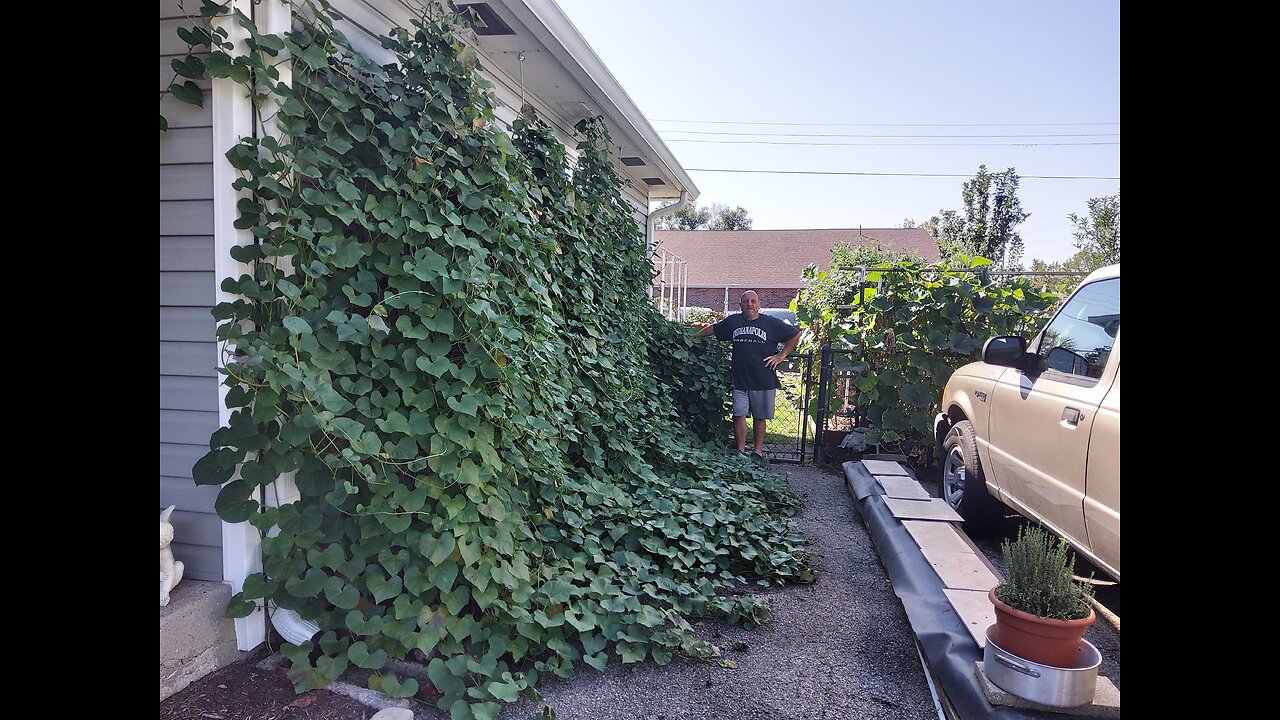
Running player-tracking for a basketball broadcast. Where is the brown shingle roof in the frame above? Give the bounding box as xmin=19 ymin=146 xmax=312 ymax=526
xmin=652 ymin=228 xmax=940 ymax=287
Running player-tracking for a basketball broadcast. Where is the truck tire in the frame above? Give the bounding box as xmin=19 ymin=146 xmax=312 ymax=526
xmin=940 ymin=420 xmax=1003 ymax=535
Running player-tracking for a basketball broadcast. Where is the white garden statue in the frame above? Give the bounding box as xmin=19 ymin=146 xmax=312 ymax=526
xmin=160 ymin=505 xmax=185 ymax=607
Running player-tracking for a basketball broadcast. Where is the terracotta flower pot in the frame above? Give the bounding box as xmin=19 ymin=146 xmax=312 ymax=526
xmin=989 ymin=586 xmax=1096 ymax=668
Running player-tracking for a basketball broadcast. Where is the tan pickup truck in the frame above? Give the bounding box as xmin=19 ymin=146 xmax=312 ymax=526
xmin=935 ymin=264 xmax=1119 ymax=582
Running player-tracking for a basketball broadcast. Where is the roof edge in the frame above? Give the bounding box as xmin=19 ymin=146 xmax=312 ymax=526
xmin=512 ymin=0 xmax=699 ymax=202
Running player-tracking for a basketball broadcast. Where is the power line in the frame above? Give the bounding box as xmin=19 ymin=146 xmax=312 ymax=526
xmin=660 ymin=130 xmax=1118 ymax=139
xmin=683 ymin=168 xmax=1119 ymax=180
xmin=651 ymin=118 xmax=1120 ymax=128
xmin=667 ymin=139 xmax=1118 ymax=148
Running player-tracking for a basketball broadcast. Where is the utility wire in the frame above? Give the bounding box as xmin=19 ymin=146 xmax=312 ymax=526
xmin=660 ymin=130 xmax=1118 ymax=139
xmin=650 ymin=119 xmax=1120 ymax=128
xmin=683 ymin=168 xmax=1119 ymax=180
xmin=666 ymin=139 xmax=1118 ymax=147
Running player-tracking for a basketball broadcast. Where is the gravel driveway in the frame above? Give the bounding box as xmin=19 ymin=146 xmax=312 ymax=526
xmin=494 ymin=463 xmax=940 ymax=719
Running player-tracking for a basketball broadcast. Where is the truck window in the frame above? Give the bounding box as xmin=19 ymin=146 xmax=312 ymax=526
xmin=1035 ymin=277 xmax=1120 ymax=382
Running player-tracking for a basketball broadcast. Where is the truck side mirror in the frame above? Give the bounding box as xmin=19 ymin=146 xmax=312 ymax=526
xmin=982 ymin=336 xmax=1028 ymax=368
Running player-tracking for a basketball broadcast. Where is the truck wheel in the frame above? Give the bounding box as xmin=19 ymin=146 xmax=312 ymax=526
xmin=940 ymin=421 xmax=1002 ymax=535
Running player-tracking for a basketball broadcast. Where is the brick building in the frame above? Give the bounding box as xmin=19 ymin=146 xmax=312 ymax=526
xmin=653 ymin=228 xmax=940 ymax=312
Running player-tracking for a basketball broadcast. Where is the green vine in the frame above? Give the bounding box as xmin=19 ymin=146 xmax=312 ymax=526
xmin=648 ymin=319 xmax=732 ymax=444
xmin=169 ymin=2 xmax=811 ymax=717
xmin=796 ymin=256 xmax=1063 ymax=465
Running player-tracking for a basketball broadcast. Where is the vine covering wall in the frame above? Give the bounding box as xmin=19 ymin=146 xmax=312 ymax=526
xmin=165 ymin=1 xmax=808 ymax=717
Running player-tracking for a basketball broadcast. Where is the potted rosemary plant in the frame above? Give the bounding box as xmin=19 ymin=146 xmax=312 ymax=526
xmin=989 ymin=524 xmax=1096 ymax=668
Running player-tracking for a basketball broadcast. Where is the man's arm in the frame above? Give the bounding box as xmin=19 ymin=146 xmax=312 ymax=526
xmin=694 ymin=324 xmax=715 ymax=337
xmin=764 ymin=331 xmax=801 ymax=369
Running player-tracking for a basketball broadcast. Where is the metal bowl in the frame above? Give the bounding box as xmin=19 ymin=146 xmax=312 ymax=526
xmin=983 ymin=624 xmax=1101 ymax=708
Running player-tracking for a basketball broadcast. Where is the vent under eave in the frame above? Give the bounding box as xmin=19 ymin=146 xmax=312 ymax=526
xmin=642 ymin=178 xmax=666 ymax=186
xmin=456 ymin=3 xmax=516 ymax=36
xmin=620 ymin=156 xmax=645 ymax=166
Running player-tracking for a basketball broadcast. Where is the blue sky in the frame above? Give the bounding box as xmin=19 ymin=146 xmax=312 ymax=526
xmin=553 ymin=0 xmax=1120 ymax=264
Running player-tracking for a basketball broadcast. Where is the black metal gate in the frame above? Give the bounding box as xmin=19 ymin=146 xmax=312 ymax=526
xmin=760 ymin=352 xmax=814 ymax=463
xmin=744 ymin=346 xmax=872 ymax=464
xmin=813 ymin=346 xmax=866 ymax=465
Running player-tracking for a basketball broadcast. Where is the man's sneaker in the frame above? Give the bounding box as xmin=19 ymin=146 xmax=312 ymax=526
xmin=751 ymin=452 xmax=768 ymax=465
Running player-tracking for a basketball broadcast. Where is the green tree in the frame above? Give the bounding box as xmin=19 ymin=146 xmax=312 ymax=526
xmin=655 ymin=201 xmax=752 ymax=230
xmin=902 ymin=217 xmax=942 ymax=243
xmin=1024 ymin=192 xmax=1120 ymax=287
xmin=656 ymin=201 xmax=712 ymax=230
xmin=932 ymin=165 xmax=1029 ymax=270
xmin=1068 ymin=192 xmax=1120 ymax=267
xmin=708 ymin=203 xmax=753 ymax=230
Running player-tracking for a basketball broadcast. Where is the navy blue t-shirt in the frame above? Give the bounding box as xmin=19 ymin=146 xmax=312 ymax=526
xmin=712 ymin=313 xmax=800 ymax=390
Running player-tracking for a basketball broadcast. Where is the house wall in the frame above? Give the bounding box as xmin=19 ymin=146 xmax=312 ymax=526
xmin=160 ymin=0 xmax=224 ymax=582
xmin=682 ymin=287 xmax=801 ymax=312
xmin=160 ymin=0 xmax=654 ymax=582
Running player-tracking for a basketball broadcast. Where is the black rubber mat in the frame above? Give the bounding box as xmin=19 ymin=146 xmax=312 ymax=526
xmin=843 ymin=460 xmax=1080 ymax=720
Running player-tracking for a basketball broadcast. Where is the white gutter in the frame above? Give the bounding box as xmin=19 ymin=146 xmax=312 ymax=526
xmin=646 ymin=191 xmax=688 ymax=256
xmin=646 ymin=191 xmax=688 ymax=300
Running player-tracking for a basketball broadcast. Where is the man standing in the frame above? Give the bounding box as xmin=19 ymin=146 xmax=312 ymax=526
xmin=696 ymin=291 xmax=801 ymax=461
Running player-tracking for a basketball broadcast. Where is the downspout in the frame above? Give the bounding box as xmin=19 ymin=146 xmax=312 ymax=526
xmin=646 ymin=191 xmax=689 ymax=299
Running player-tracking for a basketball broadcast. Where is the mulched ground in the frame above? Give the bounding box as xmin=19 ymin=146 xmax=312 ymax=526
xmin=160 ymin=649 xmax=375 ymax=720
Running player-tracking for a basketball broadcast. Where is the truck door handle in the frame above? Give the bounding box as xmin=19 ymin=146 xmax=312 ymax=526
xmin=1061 ymin=407 xmax=1084 ymax=426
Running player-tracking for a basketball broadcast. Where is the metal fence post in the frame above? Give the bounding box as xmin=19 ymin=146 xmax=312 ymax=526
xmin=814 ymin=345 xmax=830 ymax=465
xmin=799 ymin=351 xmax=812 ymax=463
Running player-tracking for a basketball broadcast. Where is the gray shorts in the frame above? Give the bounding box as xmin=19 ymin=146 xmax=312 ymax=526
xmin=732 ymin=389 xmax=776 ymax=419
